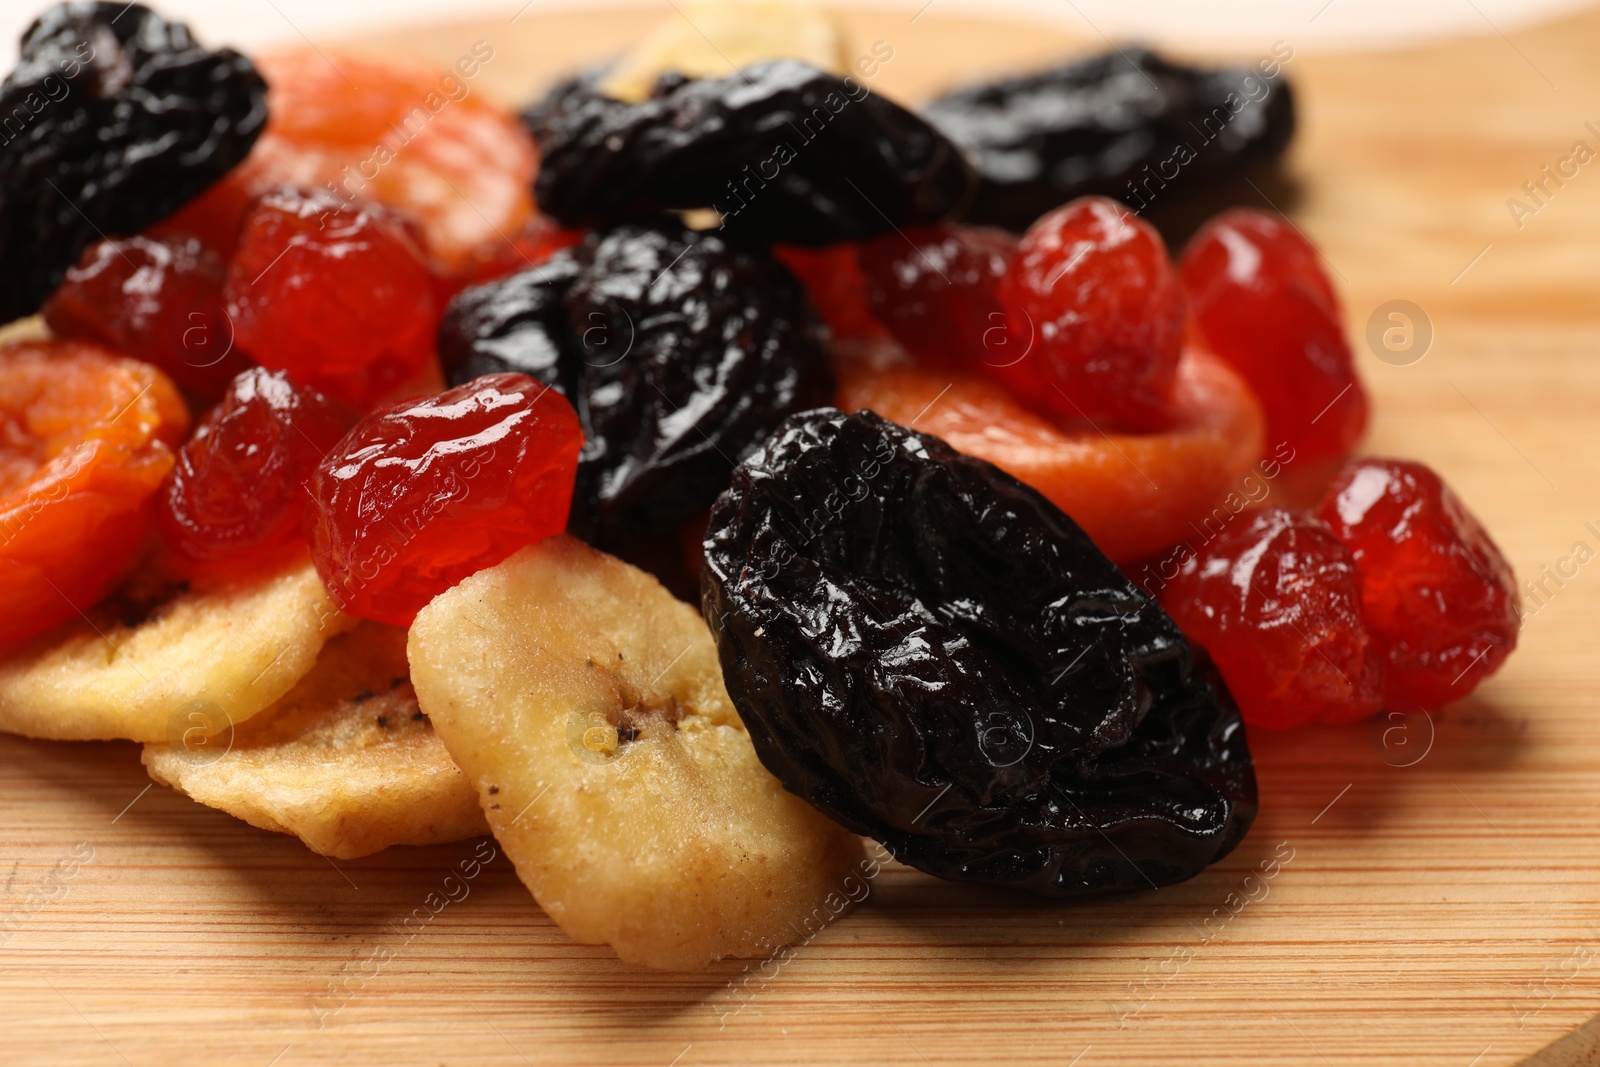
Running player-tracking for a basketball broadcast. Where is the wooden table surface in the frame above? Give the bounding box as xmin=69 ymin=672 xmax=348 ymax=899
xmin=5 ymin=4 xmax=1600 ymax=1065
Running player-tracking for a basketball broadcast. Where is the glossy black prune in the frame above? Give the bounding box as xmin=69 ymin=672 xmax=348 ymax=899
xmin=440 ymin=222 xmax=832 ymax=549
xmin=0 ymin=2 xmax=267 ymax=321
xmin=523 ymin=61 xmax=976 ymax=245
xmin=924 ymin=47 xmax=1294 ymax=232
xmin=701 ymin=408 xmax=1257 ymax=898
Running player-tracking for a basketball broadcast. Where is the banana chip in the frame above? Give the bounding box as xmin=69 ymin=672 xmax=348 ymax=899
xmin=143 ymin=623 xmax=488 ymax=859
xmin=409 ymin=535 xmax=865 ymax=970
xmin=0 ymin=558 xmax=353 ymax=742
xmin=600 ymin=0 xmax=848 ymax=103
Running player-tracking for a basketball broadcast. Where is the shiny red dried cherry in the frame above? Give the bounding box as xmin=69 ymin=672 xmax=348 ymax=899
xmin=224 ymin=187 xmax=439 ymax=410
xmin=160 ymin=368 xmax=351 ymax=578
xmin=858 ymin=225 xmax=1016 ymax=367
xmin=994 ymin=196 xmax=1184 ymax=430
xmin=1179 ymin=209 xmax=1368 ymax=465
xmin=43 ymin=234 xmax=254 ymax=404
xmin=1317 ymin=457 xmax=1519 ymax=711
xmin=1157 ymin=507 xmax=1384 ymax=728
xmin=306 ymin=373 xmax=583 ymax=625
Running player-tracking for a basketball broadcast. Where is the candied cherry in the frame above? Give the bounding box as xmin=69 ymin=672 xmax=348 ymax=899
xmin=155 ymin=48 xmax=537 ymax=274
xmin=42 ymin=234 xmax=255 ymax=404
xmin=773 ymin=244 xmax=886 ymax=341
xmin=993 ymin=196 xmax=1184 ymax=430
xmin=1318 ymin=457 xmax=1519 ymax=711
xmin=1180 ymin=209 xmax=1368 ymax=466
xmin=836 ymin=345 xmax=1262 ymax=563
xmin=1157 ymin=508 xmax=1384 ymax=728
xmin=160 ymin=368 xmax=352 ymax=579
xmin=225 ymin=187 xmax=439 ymax=410
xmin=857 ymin=225 xmax=1017 ymax=369
xmin=306 ymin=373 xmax=583 ymax=625
xmin=0 ymin=340 xmax=188 ymax=650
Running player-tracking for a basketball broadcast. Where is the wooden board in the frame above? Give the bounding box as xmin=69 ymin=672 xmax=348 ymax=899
xmin=4 ymin=5 xmax=1600 ymax=1065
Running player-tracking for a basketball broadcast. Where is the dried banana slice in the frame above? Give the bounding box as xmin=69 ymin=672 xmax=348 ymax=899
xmin=600 ymin=0 xmax=848 ymax=103
xmin=0 ymin=557 xmax=353 ymax=742
xmin=409 ymin=534 xmax=865 ymax=970
xmin=143 ymin=623 xmax=488 ymax=859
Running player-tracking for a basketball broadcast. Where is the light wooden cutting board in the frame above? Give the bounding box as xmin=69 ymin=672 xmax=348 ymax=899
xmin=4 ymin=5 xmax=1600 ymax=1065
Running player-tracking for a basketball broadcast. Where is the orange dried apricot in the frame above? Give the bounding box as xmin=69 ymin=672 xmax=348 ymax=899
xmin=835 ymin=345 xmax=1264 ymax=563
xmin=156 ymin=47 xmax=537 ymax=273
xmin=0 ymin=340 xmax=189 ymax=649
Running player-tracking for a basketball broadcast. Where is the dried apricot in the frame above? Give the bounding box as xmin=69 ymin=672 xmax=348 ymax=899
xmin=836 ymin=346 xmax=1263 ymax=563
xmin=157 ymin=48 xmax=536 ymax=274
xmin=773 ymin=244 xmax=886 ymax=341
xmin=456 ymin=215 xmax=585 ymax=289
xmin=0 ymin=340 xmax=188 ymax=650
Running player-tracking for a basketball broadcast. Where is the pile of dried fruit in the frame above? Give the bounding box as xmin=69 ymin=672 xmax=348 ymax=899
xmin=0 ymin=0 xmax=1518 ymax=969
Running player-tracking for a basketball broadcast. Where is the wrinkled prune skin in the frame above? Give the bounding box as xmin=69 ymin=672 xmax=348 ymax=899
xmin=924 ymin=48 xmax=1294 ymax=232
xmin=0 ymin=2 xmax=267 ymax=321
xmin=440 ymin=222 xmax=833 ymax=549
xmin=701 ymin=408 xmax=1257 ymax=897
xmin=523 ymin=61 xmax=976 ymax=245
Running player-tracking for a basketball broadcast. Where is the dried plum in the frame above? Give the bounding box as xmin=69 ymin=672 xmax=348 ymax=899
xmin=924 ymin=47 xmax=1294 ymax=232
xmin=700 ymin=408 xmax=1257 ymax=897
xmin=440 ymin=222 xmax=833 ymax=549
xmin=0 ymin=2 xmax=268 ymax=321
xmin=523 ymin=61 xmax=976 ymax=245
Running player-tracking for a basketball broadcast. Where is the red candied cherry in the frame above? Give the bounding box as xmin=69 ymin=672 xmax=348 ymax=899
xmin=224 ymin=187 xmax=439 ymax=410
xmin=306 ymin=373 xmax=583 ymax=625
xmin=994 ymin=196 xmax=1184 ymax=430
xmin=1179 ymin=209 xmax=1368 ymax=465
xmin=160 ymin=368 xmax=352 ymax=579
xmin=1158 ymin=507 xmax=1384 ymax=728
xmin=1317 ymin=457 xmax=1519 ymax=711
xmin=43 ymin=234 xmax=255 ymax=404
xmin=857 ymin=225 xmax=1017 ymax=367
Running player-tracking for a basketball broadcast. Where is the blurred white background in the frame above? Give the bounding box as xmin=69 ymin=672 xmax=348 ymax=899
xmin=0 ymin=0 xmax=1591 ymax=64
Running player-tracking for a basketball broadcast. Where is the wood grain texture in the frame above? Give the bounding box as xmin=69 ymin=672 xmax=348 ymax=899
xmin=4 ymin=5 xmax=1600 ymax=1065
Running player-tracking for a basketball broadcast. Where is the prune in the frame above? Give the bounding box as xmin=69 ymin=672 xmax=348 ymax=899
xmin=1318 ymin=458 xmax=1520 ymax=711
xmin=1158 ymin=508 xmax=1384 ymax=728
xmin=700 ymin=408 xmax=1257 ymax=897
xmin=161 ymin=368 xmax=352 ymax=578
xmin=305 ymin=373 xmax=583 ymax=626
xmin=0 ymin=339 xmax=188 ymax=650
xmin=924 ymin=47 xmax=1294 ymax=232
xmin=224 ymin=187 xmax=438 ymax=410
xmin=523 ymin=61 xmax=976 ymax=245
xmin=42 ymin=234 xmax=253 ymax=403
xmin=439 ymin=222 xmax=833 ymax=549
xmin=438 ymin=250 xmax=582 ymax=389
xmin=858 ymin=225 xmax=1016 ymax=369
xmin=1180 ymin=209 xmax=1368 ymax=465
xmin=0 ymin=2 xmax=267 ymax=321
xmin=995 ymin=197 xmax=1184 ymax=429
